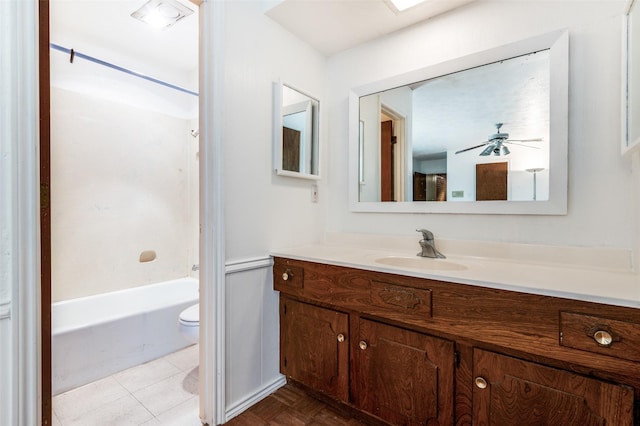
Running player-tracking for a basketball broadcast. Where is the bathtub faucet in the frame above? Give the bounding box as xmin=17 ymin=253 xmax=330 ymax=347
xmin=192 ymin=264 xmax=199 ymax=271
xmin=416 ymin=229 xmax=446 ymax=259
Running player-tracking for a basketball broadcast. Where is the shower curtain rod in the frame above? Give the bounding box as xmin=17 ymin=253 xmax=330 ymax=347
xmin=50 ymin=43 xmax=199 ymax=97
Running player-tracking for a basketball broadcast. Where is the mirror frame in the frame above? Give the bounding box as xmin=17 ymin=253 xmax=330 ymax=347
xmin=622 ymin=0 xmax=640 ymax=156
xmin=348 ymin=30 xmax=569 ymax=215
xmin=273 ymin=81 xmax=321 ymax=180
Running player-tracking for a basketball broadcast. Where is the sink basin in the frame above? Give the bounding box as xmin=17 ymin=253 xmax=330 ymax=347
xmin=375 ymin=256 xmax=467 ymax=271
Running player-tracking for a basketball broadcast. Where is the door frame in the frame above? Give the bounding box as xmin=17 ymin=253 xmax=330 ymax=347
xmin=199 ymin=0 xmax=227 ymax=424
xmin=380 ymin=105 xmax=406 ymax=202
xmin=1 ymin=1 xmax=43 ymax=424
xmin=36 ymin=1 xmax=227 ymax=424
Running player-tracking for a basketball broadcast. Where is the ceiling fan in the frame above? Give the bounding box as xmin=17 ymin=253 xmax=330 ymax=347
xmin=455 ymin=123 xmax=543 ymax=156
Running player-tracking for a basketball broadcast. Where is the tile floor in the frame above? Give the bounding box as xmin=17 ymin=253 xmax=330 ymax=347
xmin=52 ymin=344 xmax=201 ymax=426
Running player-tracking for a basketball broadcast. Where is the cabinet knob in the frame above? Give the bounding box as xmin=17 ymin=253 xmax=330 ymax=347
xmin=337 ymin=333 xmax=345 ymax=343
xmin=593 ymin=330 xmax=613 ymax=346
xmin=359 ymin=340 xmax=368 ymax=350
xmin=475 ymin=377 xmax=488 ymax=389
xmin=282 ymin=271 xmax=290 ymax=281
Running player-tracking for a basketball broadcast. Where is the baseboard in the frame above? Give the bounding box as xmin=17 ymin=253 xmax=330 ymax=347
xmin=224 ymin=375 xmax=286 ymax=421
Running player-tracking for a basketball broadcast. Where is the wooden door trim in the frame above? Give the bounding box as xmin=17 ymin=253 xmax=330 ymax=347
xmin=39 ymin=0 xmax=52 ymax=424
xmin=380 ymin=120 xmax=393 ymax=201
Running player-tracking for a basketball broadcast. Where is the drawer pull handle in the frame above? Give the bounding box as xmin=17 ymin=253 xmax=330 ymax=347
xmin=593 ymin=330 xmax=613 ymax=347
xmin=337 ymin=333 xmax=345 ymax=343
xmin=282 ymin=271 xmax=290 ymax=281
xmin=359 ymin=341 xmax=368 ymax=350
xmin=475 ymin=377 xmax=488 ymax=389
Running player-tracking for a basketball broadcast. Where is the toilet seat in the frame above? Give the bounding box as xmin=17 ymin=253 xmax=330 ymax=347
xmin=179 ymin=304 xmax=199 ymax=325
xmin=179 ymin=304 xmax=199 ymax=343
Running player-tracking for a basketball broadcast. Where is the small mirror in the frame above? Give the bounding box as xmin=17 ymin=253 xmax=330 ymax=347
xmin=623 ymin=0 xmax=640 ymax=154
xmin=273 ymin=82 xmax=320 ymax=179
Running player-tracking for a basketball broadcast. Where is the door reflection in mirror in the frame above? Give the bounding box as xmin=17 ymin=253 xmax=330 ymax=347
xmin=281 ymin=85 xmax=319 ymax=176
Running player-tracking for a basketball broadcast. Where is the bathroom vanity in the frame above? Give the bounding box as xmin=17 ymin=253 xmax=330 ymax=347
xmin=272 ymin=236 xmax=640 ymax=425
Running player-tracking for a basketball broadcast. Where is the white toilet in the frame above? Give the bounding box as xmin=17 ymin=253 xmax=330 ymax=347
xmin=179 ymin=304 xmax=199 ymax=343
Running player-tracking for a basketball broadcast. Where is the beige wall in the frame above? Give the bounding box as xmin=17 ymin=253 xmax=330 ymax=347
xmin=50 ymin=87 xmax=199 ymax=302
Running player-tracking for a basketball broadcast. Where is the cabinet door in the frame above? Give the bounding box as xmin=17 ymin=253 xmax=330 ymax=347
xmin=355 ymin=318 xmax=455 ymax=425
xmin=280 ymin=298 xmax=349 ymax=401
xmin=473 ymin=349 xmax=634 ymax=425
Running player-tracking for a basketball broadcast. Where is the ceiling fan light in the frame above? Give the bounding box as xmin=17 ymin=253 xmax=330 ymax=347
xmin=480 ymin=145 xmax=494 ymax=156
xmin=501 ymin=145 xmax=510 ymax=155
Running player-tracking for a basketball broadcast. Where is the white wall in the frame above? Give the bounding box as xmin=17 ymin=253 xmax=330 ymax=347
xmin=327 ymin=1 xmax=634 ymax=249
xmin=444 ymin=150 xmax=550 ymax=202
xmin=221 ymin=0 xmax=327 ymax=414
xmin=359 ymin=94 xmax=381 ymax=201
xmin=223 ymin=1 xmax=327 ymax=260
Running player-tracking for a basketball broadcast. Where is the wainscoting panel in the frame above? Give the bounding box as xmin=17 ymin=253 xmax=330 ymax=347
xmin=224 ymin=257 xmax=284 ymax=420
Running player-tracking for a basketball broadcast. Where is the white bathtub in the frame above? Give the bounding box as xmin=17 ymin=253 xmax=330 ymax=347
xmin=52 ymin=277 xmax=198 ymax=395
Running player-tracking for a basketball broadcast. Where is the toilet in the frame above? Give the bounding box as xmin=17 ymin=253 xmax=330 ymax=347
xmin=178 ymin=304 xmax=199 ymax=343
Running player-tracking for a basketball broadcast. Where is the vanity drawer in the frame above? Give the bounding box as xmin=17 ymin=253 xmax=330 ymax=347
xmin=369 ymin=280 xmax=432 ymax=318
xmin=559 ymin=311 xmax=640 ymax=362
xmin=273 ymin=263 xmax=304 ymax=290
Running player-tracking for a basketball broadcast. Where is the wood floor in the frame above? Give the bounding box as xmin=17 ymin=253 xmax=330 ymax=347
xmin=223 ymin=383 xmax=370 ymax=425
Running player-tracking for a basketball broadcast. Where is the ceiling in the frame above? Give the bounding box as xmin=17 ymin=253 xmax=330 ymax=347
xmin=409 ymin=49 xmax=550 ymax=158
xmin=49 ymin=0 xmax=477 ymax=76
xmin=265 ymin=0 xmax=477 ymax=56
xmin=50 ymin=0 xmax=199 ymax=76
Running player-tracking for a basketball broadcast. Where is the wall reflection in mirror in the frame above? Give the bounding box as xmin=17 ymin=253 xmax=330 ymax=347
xmin=279 ymin=85 xmax=319 ymax=177
xmin=358 ymin=50 xmax=550 ymax=203
xmin=624 ymin=0 xmax=640 ymax=152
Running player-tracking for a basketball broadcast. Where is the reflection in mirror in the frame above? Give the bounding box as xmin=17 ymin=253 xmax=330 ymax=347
xmin=624 ymin=0 xmax=640 ymax=153
xmin=349 ymin=29 xmax=568 ymax=215
xmin=273 ymin=83 xmax=320 ymax=179
xmin=359 ymin=50 xmax=550 ymax=203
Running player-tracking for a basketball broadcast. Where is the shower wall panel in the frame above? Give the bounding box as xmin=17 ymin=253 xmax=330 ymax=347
xmin=51 ymin=87 xmax=196 ymax=302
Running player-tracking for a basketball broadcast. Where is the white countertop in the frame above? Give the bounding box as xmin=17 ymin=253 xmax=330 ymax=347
xmin=271 ymin=233 xmax=640 ymax=308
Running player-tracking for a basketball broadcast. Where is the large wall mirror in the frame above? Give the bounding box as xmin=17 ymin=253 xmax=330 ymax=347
xmin=623 ymin=0 xmax=640 ymax=154
xmin=273 ymin=82 xmax=320 ymax=180
xmin=348 ymin=30 xmax=568 ymax=214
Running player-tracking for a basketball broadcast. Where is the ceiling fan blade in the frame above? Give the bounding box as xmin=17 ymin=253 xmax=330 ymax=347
xmin=455 ymin=142 xmax=488 ymax=154
xmin=507 ymin=138 xmax=543 ymax=142
xmin=504 ymin=141 xmax=541 ymax=149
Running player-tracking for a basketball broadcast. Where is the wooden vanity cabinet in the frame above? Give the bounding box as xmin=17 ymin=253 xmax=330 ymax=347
xmin=279 ymin=298 xmax=349 ymax=401
xmin=355 ymin=318 xmax=455 ymax=425
xmin=473 ymin=349 xmax=634 ymax=425
xmin=279 ymin=296 xmax=454 ymax=425
xmin=273 ymin=257 xmax=638 ymax=425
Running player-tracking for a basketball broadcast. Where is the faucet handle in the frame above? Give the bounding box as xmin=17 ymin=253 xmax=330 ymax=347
xmin=416 ymin=228 xmax=434 ymax=241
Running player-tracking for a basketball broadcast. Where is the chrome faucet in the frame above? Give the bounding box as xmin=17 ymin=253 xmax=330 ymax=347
xmin=416 ymin=229 xmax=446 ymax=259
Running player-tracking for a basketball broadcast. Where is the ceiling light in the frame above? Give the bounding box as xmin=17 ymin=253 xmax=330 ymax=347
xmin=131 ymin=0 xmax=193 ymax=30
xmin=386 ymin=0 xmax=429 ymax=13
xmin=480 ymin=145 xmax=494 ymax=156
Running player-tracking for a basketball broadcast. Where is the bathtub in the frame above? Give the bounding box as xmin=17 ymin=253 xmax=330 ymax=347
xmin=52 ymin=277 xmax=198 ymax=395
